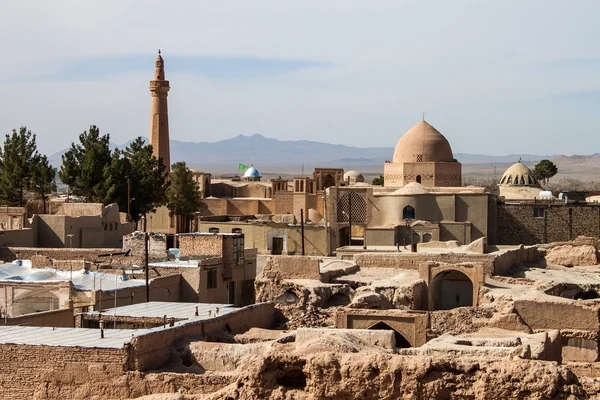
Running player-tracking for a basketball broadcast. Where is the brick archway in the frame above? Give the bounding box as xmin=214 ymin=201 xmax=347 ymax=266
xmin=336 ymin=310 xmax=427 ymax=348
xmin=419 ymin=262 xmax=484 ymax=311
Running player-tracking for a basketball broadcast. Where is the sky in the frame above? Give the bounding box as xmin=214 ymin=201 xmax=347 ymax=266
xmin=1 ymin=0 xmax=599 ymax=157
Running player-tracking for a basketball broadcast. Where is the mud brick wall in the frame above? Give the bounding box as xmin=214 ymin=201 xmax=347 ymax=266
xmin=122 ymin=232 xmax=167 ymax=258
xmin=0 ymin=344 xmax=128 ymax=400
xmin=497 ymin=203 xmax=600 ymax=245
xmin=178 ymin=234 xmax=223 ymax=258
xmin=515 ymin=298 xmax=600 ymax=331
xmin=0 ymin=247 xmax=122 ymax=263
xmin=30 ymin=256 xmax=92 ymax=271
xmin=353 ymin=248 xmax=540 ymax=276
xmin=262 ymin=255 xmax=321 ymax=280
xmin=129 ymin=302 xmax=275 ymax=371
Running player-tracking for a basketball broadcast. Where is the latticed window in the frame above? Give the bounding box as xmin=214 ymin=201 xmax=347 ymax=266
xmin=337 ymin=192 xmax=367 ymax=223
xmin=416 ymin=154 xmax=424 ymax=162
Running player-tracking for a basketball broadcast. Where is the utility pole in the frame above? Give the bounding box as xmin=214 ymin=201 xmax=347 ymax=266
xmin=300 ymin=209 xmax=305 ymax=256
xmin=127 ymin=178 xmax=131 ymax=218
xmin=348 ymin=192 xmax=352 ymax=246
xmin=145 ymin=231 xmax=150 ymax=302
xmin=323 ymin=190 xmax=329 ymax=256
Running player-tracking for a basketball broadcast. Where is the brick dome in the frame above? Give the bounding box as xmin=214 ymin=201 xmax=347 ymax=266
xmin=500 ymin=161 xmax=540 ymax=187
xmin=392 ymin=120 xmax=455 ymax=163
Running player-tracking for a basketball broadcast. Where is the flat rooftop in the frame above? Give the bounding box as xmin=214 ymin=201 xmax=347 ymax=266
xmin=86 ymin=301 xmax=234 ymax=320
xmin=0 ymin=302 xmax=235 ymax=348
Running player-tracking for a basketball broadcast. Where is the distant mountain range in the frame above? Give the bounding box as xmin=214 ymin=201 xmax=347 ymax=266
xmin=47 ymin=133 xmax=576 ymax=174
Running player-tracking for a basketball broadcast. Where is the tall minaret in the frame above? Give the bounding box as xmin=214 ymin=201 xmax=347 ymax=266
xmin=149 ymin=50 xmax=171 ymax=172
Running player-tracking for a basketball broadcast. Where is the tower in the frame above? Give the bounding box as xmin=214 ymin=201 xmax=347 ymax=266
xmin=149 ymin=50 xmax=171 ymax=172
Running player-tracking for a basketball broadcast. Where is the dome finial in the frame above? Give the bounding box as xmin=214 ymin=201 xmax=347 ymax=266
xmin=158 ymin=49 xmax=161 ymax=55
xmin=422 ymin=112 xmax=425 ymax=121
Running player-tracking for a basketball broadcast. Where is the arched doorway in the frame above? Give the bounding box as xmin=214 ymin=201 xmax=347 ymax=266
xmin=423 ymin=233 xmax=432 ymax=243
xmin=323 ymin=174 xmax=336 ymax=189
xmin=368 ymin=321 xmax=411 ymax=348
xmin=429 ymin=270 xmax=473 ymax=310
xmin=326 ymin=293 xmax=350 ymax=307
xmin=416 ymin=175 xmax=421 ymax=184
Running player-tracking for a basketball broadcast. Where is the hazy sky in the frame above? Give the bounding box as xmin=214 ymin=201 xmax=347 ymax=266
xmin=1 ymin=1 xmax=599 ymax=157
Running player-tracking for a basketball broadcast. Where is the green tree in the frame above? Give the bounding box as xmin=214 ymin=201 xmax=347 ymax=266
xmin=104 ymin=138 xmax=167 ymax=222
xmin=0 ymin=127 xmax=40 ymax=206
xmin=166 ymin=161 xmax=203 ymax=232
xmin=30 ymin=155 xmax=57 ymax=213
xmin=58 ymin=125 xmax=112 ymax=202
xmin=534 ymin=159 xmax=558 ymax=185
xmin=372 ymin=175 xmax=384 ymax=186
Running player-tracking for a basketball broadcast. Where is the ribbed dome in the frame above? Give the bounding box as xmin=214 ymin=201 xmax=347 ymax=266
xmin=499 ymin=162 xmax=539 ymax=187
xmin=392 ymin=120 xmax=455 ymax=163
xmin=244 ymin=166 xmax=261 ymax=178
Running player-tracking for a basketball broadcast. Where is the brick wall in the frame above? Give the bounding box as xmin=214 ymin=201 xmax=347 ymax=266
xmin=497 ymin=203 xmax=600 ymax=245
xmin=0 ymin=247 xmax=122 ymax=263
xmin=0 ymin=344 xmax=128 ymax=400
xmin=178 ymin=234 xmax=223 ymax=258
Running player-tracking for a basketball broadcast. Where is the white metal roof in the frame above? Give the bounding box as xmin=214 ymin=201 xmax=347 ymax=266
xmin=0 ymin=302 xmax=235 ymax=348
xmin=0 ymin=261 xmax=150 ymax=292
xmin=88 ymin=301 xmax=234 ymax=320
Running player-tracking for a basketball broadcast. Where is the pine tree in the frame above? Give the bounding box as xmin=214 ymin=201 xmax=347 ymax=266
xmin=534 ymin=159 xmax=558 ymax=186
xmin=58 ymin=125 xmax=112 ymax=202
xmin=104 ymin=138 xmax=167 ymax=222
xmin=30 ymin=155 xmax=57 ymax=213
xmin=0 ymin=127 xmax=39 ymax=206
xmin=166 ymin=161 xmax=202 ymax=232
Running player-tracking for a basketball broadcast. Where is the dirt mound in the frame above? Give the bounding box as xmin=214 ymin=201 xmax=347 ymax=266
xmin=546 ymin=245 xmax=598 ymax=267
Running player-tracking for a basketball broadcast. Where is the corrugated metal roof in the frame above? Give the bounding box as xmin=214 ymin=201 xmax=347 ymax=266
xmin=89 ymin=301 xmax=234 ymax=319
xmin=0 ymin=325 xmax=138 ymax=348
xmin=0 ymin=302 xmax=235 ymax=348
xmin=0 ymin=261 xmax=149 ymax=291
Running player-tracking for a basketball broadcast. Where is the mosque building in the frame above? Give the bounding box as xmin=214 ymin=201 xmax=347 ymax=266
xmin=384 ymin=120 xmax=461 ymax=187
xmin=144 ymin=51 xmax=600 ymax=253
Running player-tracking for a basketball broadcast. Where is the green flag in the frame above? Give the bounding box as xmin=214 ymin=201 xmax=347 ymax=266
xmin=238 ymin=163 xmax=249 ymax=171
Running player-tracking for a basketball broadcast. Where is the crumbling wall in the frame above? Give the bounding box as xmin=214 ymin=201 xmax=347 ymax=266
xmin=492 ymin=245 xmax=541 ymax=275
xmin=122 ymin=231 xmax=167 ymax=258
xmin=0 ymin=247 xmax=121 ymax=263
xmin=262 ymin=255 xmax=321 ymax=281
xmin=129 ymin=302 xmax=275 ymax=371
xmin=514 ymin=298 xmax=600 ymax=331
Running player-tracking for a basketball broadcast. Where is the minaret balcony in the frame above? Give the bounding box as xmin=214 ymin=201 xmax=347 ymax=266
xmin=149 ymin=80 xmax=170 ymax=89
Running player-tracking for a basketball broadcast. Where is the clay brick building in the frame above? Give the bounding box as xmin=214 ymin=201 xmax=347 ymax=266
xmin=497 ymin=200 xmax=600 ymax=245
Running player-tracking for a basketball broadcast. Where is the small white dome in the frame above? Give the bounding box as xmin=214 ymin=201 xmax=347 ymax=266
xmin=244 ymin=166 xmax=261 ymax=178
xmin=344 ymin=170 xmax=365 ymax=184
xmin=393 ymin=182 xmax=429 ymax=195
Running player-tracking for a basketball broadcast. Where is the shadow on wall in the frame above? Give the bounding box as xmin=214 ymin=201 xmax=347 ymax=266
xmin=429 ymin=270 xmax=473 ymax=310
xmin=368 ymin=321 xmax=411 ymax=348
xmin=496 ymin=206 xmax=544 ymax=245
